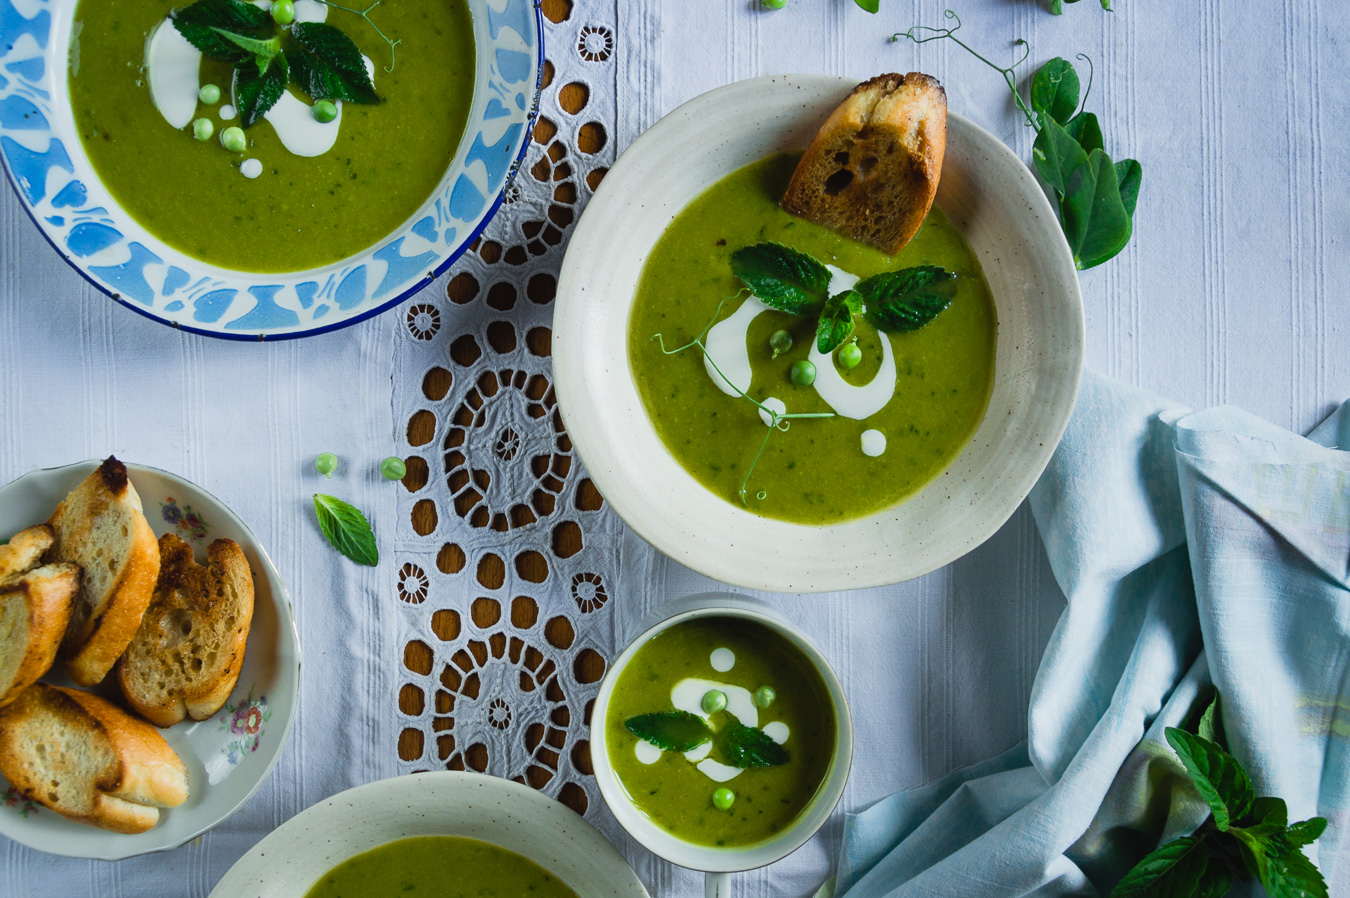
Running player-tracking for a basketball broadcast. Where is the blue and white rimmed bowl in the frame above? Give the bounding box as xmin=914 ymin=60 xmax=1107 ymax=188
xmin=0 ymin=0 xmax=541 ymax=339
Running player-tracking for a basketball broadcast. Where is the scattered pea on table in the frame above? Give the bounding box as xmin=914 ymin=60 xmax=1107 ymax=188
xmin=315 ymin=452 xmax=338 ymax=478
xmin=380 ymin=456 xmax=407 ymax=481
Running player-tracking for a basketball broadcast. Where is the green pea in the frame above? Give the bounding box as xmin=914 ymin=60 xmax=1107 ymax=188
xmin=271 ymin=0 xmax=295 ymax=24
xmin=315 ymin=452 xmax=338 ymax=478
xmin=754 ymin=686 xmax=776 ymax=709
xmin=380 ymin=456 xmax=407 ymax=481
xmin=838 ymin=342 xmax=862 ymax=370
xmin=198 ymin=84 xmax=221 ymax=105
xmin=761 ymin=0 xmax=787 ymax=8
xmin=701 ymin=690 xmax=727 ymax=714
xmin=192 ymin=118 xmax=214 ymax=141
xmin=713 ymin=788 xmax=735 ymax=810
xmin=790 ymin=359 xmax=816 ymax=387
xmin=313 ymin=100 xmax=338 ymax=124
xmin=220 ymin=126 xmax=246 ymax=153
xmin=769 ymin=329 xmax=792 ymax=358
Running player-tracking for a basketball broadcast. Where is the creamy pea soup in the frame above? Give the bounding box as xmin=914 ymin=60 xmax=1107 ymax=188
xmin=302 ymin=836 xmax=579 ymax=898
xmin=627 ymin=153 xmax=997 ymax=523
xmin=68 ymin=0 xmax=475 ymax=272
xmin=607 ymin=617 xmax=835 ymax=848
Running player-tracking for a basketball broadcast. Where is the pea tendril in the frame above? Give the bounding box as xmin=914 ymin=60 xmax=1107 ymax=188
xmin=317 ymin=0 xmax=402 ymax=72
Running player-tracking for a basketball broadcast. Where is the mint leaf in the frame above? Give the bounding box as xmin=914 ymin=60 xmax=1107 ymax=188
xmin=625 ymin=711 xmax=712 ymax=752
xmin=211 ymin=27 xmax=280 ymax=62
xmin=718 ymin=724 xmax=789 ymax=768
xmin=857 ymin=265 xmax=957 ymax=334
xmin=1166 ymin=728 xmax=1254 ymax=830
xmin=1109 ymin=834 xmax=1209 ymax=898
xmin=1030 ymin=58 xmax=1080 ymax=125
xmin=289 ymin=22 xmax=380 ymax=104
xmin=816 ymin=290 xmax=861 ymax=353
xmin=1232 ymin=828 xmax=1329 ymax=898
xmin=730 ymin=243 xmax=831 ymax=316
xmin=1197 ymin=692 xmax=1222 ymax=747
xmin=1195 ymin=855 xmax=1233 ymax=898
xmin=1288 ymin=817 xmax=1328 ymax=846
xmin=1248 ymin=796 xmax=1289 ymax=828
xmin=313 ymin=494 xmax=378 ymax=566
xmin=170 ymin=0 xmax=271 ymax=63
xmin=236 ymin=51 xmax=288 ymax=128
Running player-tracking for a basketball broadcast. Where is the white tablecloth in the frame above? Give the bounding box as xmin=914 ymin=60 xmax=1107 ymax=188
xmin=2 ymin=1 xmax=1348 ymax=895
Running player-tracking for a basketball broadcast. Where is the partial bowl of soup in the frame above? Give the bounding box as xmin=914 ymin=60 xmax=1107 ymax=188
xmin=553 ymin=73 xmax=1084 ymax=592
xmin=591 ymin=592 xmax=853 ymax=891
xmin=0 ymin=0 xmax=540 ymax=338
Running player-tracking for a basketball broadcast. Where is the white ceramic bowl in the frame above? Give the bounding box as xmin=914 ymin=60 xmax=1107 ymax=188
xmin=590 ymin=593 xmax=853 ymax=895
xmin=208 ymin=772 xmax=651 ymax=897
xmin=0 ymin=460 xmax=300 ymax=859
xmin=0 ymin=0 xmax=540 ymax=339
xmin=553 ymin=74 xmax=1084 ymax=593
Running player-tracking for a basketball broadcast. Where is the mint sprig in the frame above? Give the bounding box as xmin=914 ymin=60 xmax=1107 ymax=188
xmin=624 ymin=712 xmax=790 ymax=769
xmin=313 ymin=493 xmax=378 ymax=566
xmin=730 ymin=243 xmax=831 ymax=316
xmin=816 ymin=289 xmax=861 ymax=354
xmin=718 ymin=723 xmax=789 ymax=768
xmin=1108 ymin=693 xmax=1328 ymax=898
xmin=289 ymin=22 xmax=379 ymax=104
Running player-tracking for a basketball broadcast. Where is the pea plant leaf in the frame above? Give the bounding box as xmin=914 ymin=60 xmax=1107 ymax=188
xmin=1108 ymin=834 xmax=1209 ymax=898
xmin=1030 ymin=57 xmax=1080 ymax=125
xmin=816 ymin=289 xmax=862 ymax=354
xmin=1066 ymin=111 xmax=1104 ymax=154
xmin=171 ymin=0 xmax=272 ymax=63
xmin=1164 ymin=728 xmax=1254 ymax=831
xmin=1061 ymin=148 xmax=1134 ymax=270
xmin=718 ymin=724 xmax=789 ymax=768
xmin=625 ymin=711 xmax=713 ymax=752
xmin=313 ymin=494 xmax=378 ymax=566
xmin=1116 ymin=158 xmax=1143 ymax=218
xmin=853 ymin=0 xmax=881 ymax=11
xmin=731 ymin=243 xmax=832 ymax=316
xmin=235 ymin=51 xmax=289 ymax=127
xmin=857 ymin=265 xmax=957 ymax=334
xmin=1032 ymin=113 xmax=1089 ymax=197
xmin=289 ymin=22 xmax=381 ymax=104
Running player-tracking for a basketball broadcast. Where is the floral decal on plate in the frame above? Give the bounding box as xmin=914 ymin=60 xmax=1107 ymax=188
xmin=217 ymin=687 xmax=271 ymax=764
xmin=161 ymin=497 xmax=209 ymax=542
xmin=4 ymin=785 xmax=38 ymax=817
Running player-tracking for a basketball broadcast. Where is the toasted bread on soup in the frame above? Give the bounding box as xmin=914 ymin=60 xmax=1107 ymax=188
xmin=118 ymin=534 xmax=254 ymax=727
xmin=0 ymin=683 xmax=188 ymax=832
xmin=0 ymin=529 xmax=80 ymax=706
xmin=47 ymin=457 xmax=160 ymax=686
xmin=781 ymin=72 xmax=947 ymax=255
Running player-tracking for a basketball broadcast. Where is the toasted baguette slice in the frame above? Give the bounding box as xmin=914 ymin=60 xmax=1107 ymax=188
xmin=781 ymin=72 xmax=947 ymax=255
xmin=48 ymin=457 xmax=160 ymax=686
xmin=118 ymin=535 xmax=254 ymax=727
xmin=0 ymin=525 xmax=55 ymax=580
xmin=0 ymin=684 xmax=188 ymax=832
xmin=0 ymin=563 xmax=80 ymax=707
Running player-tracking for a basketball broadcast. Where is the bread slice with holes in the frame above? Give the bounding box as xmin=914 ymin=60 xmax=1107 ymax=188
xmin=117 ymin=534 xmax=253 ymax=728
xmin=48 ymin=457 xmax=161 ymax=687
xmin=781 ymin=72 xmax=947 ymax=255
xmin=0 ymin=683 xmax=188 ymax=832
xmin=0 ymin=544 xmax=80 ymax=707
xmin=0 ymin=524 xmax=57 ymax=580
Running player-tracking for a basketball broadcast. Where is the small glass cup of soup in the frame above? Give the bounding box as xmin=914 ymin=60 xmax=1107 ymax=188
xmin=591 ymin=593 xmax=853 ymax=897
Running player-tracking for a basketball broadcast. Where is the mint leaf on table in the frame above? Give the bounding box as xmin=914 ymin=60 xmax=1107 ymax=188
xmin=730 ymin=243 xmax=832 ymax=316
xmin=816 ymin=289 xmax=861 ymax=353
xmin=289 ymin=22 xmax=381 ymax=104
xmin=313 ymin=494 xmax=378 ymax=566
xmin=1030 ymin=57 xmax=1079 ymax=125
xmin=1164 ymin=728 xmax=1253 ymax=830
xmin=235 ymin=51 xmax=288 ymax=127
xmin=1109 ymin=834 xmax=1209 ymax=898
xmin=718 ymin=724 xmax=789 ymax=768
xmin=857 ymin=265 xmax=957 ymax=334
xmin=625 ymin=711 xmax=712 ymax=752
xmin=171 ymin=0 xmax=271 ymax=63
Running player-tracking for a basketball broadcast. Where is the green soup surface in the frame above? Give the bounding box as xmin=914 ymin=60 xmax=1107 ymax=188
xmin=302 ymin=835 xmax=579 ymax=898
xmin=626 ymin=153 xmax=997 ymax=523
xmin=68 ymin=0 xmax=475 ymax=272
xmin=606 ymin=617 xmax=836 ymax=848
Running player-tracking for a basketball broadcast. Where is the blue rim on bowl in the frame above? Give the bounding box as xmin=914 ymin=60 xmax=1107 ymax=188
xmin=0 ymin=0 xmax=542 ymax=340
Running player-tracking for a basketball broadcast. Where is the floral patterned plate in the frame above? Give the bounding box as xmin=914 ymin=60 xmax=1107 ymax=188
xmin=0 ymin=460 xmax=300 ymax=859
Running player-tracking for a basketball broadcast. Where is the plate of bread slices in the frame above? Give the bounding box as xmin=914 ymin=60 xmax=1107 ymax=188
xmin=0 ymin=457 xmax=299 ymax=859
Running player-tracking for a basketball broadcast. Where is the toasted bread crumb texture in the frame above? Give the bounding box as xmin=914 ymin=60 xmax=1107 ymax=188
xmin=782 ymin=72 xmax=948 ymax=255
xmin=119 ymin=535 xmax=254 ymax=727
xmin=0 ymin=525 xmax=54 ymax=580
xmin=0 ymin=564 xmax=80 ymax=706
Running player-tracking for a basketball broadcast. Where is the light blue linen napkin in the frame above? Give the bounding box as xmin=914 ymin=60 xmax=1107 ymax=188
xmin=835 ymin=370 xmax=1350 ymax=897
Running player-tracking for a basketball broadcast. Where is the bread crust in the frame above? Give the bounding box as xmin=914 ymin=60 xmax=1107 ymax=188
xmin=782 ymin=72 xmax=948 ymax=255
xmin=0 ymin=525 xmax=54 ymax=580
xmin=0 ymin=563 xmax=80 ymax=707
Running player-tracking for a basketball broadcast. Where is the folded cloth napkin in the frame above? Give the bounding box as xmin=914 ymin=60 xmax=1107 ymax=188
xmin=835 ymin=370 xmax=1350 ymax=897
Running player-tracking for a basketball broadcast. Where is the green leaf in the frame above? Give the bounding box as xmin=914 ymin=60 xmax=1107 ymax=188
xmin=288 ymin=22 xmax=381 ymax=104
xmin=1116 ymin=158 xmax=1143 ymax=218
xmin=1032 ymin=113 xmax=1089 ymax=198
xmin=625 ymin=711 xmax=712 ymax=752
xmin=1031 ymin=58 xmax=1080 ymax=125
xmin=857 ymin=266 xmax=957 ymax=334
xmin=1195 ymin=855 xmax=1233 ymax=898
xmin=816 ymin=290 xmax=861 ymax=353
xmin=718 ymin=724 xmax=789 ymax=768
xmin=853 ymin=0 xmax=880 ymax=11
xmin=313 ymin=494 xmax=378 ymax=566
xmin=211 ymin=27 xmax=280 ymax=61
xmin=1197 ymin=692 xmax=1222 ymax=746
xmin=1109 ymin=834 xmax=1209 ymax=898
xmin=1248 ymin=796 xmax=1289 ymax=828
xmin=1165 ymin=728 xmax=1255 ymax=831
xmin=1287 ymin=817 xmax=1328 ymax=846
xmin=1062 ymin=148 xmax=1134 ymax=270
xmin=1065 ymin=111 xmax=1104 ymax=154
xmin=235 ymin=51 xmax=288 ymax=128
xmin=170 ymin=0 xmax=271 ymax=63
xmin=1232 ymin=828 xmax=1329 ymax=898
xmin=730 ymin=243 xmax=832 ymax=316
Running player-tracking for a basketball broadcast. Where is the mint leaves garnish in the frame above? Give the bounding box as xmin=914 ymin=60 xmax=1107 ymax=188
xmin=313 ymin=493 xmax=378 ymax=566
xmin=857 ymin=265 xmax=957 ymax=333
xmin=1109 ymin=693 xmax=1328 ymax=898
xmin=170 ymin=0 xmax=383 ymax=129
xmin=730 ymin=243 xmax=831 ymax=316
xmin=815 ymin=289 xmax=861 ymax=353
xmin=624 ymin=712 xmax=790 ymax=768
xmin=717 ymin=723 xmax=790 ymax=768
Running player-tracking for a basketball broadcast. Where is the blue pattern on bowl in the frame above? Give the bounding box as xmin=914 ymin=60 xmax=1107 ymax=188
xmin=0 ymin=0 xmax=542 ymax=340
